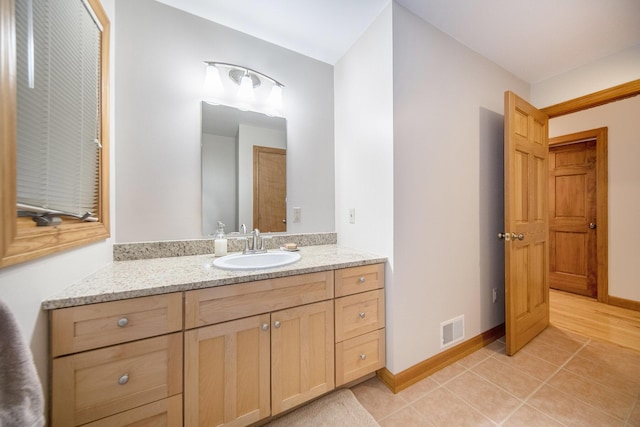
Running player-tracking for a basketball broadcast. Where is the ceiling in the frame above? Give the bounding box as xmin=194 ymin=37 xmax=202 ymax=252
xmin=155 ymin=0 xmax=640 ymax=84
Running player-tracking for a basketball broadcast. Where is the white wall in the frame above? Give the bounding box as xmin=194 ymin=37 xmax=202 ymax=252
xmin=334 ymin=2 xmax=396 ymax=369
xmin=237 ymin=124 xmax=286 ymax=230
xmin=0 ymin=0 xmax=116 ymax=408
xmin=532 ymin=45 xmax=640 ymax=107
xmin=335 ymin=5 xmax=394 ymax=258
xmin=115 ymin=0 xmax=335 ymax=243
xmin=387 ymin=4 xmax=529 ymax=373
xmin=549 ymin=96 xmax=640 ymax=302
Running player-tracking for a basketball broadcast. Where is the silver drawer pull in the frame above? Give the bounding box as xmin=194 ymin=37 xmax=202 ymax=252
xmin=359 ymin=312 xmax=366 ymax=319
xmin=274 ymin=321 xmax=281 ymax=329
xmin=118 ymin=374 xmax=129 ymax=385
xmin=360 ymin=353 xmax=366 ymax=361
xmin=117 ymin=317 xmax=129 ymax=327
xmin=262 ymin=323 xmax=269 ymax=331
xmin=358 ymin=277 xmax=365 ymax=283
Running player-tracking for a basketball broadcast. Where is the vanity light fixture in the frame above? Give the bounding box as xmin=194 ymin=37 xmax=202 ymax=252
xmin=203 ymin=62 xmax=285 ymax=116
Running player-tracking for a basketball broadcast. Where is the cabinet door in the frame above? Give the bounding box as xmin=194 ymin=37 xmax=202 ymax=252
xmin=271 ymin=301 xmax=335 ymax=415
xmin=184 ymin=314 xmax=270 ymax=427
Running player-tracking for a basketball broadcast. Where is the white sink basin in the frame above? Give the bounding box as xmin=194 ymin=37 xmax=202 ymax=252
xmin=213 ymin=251 xmax=301 ymax=271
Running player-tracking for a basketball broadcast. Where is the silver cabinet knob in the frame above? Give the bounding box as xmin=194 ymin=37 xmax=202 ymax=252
xmin=261 ymin=323 xmax=269 ymax=331
xmin=118 ymin=374 xmax=129 ymax=385
xmin=359 ymin=312 xmax=366 ymax=319
xmin=589 ymin=223 xmax=597 ymax=229
xmin=358 ymin=277 xmax=365 ymax=283
xmin=274 ymin=321 xmax=281 ymax=329
xmin=117 ymin=317 xmax=129 ymax=327
xmin=359 ymin=353 xmax=366 ymax=361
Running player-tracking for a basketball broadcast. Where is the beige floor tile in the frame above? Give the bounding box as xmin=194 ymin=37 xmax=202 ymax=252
xmin=428 ymin=362 xmax=467 ymax=385
xmin=537 ymin=325 xmax=589 ymax=347
xmin=411 ymin=388 xmax=495 ymax=427
xmin=378 ymin=406 xmax=433 ymax=427
xmin=398 ymin=377 xmax=439 ymax=403
xmin=444 ymin=371 xmax=522 ymax=424
xmin=351 ymin=377 xmax=408 ymax=421
xmin=492 ymin=348 xmax=559 ymax=381
xmin=472 ymin=356 xmax=543 ymax=399
xmin=528 ymin=384 xmax=623 ymax=427
xmin=458 ymin=347 xmax=495 ymax=369
xmin=484 ymin=339 xmax=506 ymax=354
xmin=564 ymin=354 xmax=640 ymax=398
xmin=547 ymin=369 xmax=635 ymax=420
xmin=502 ymin=404 xmax=565 ymax=427
xmin=521 ymin=335 xmax=578 ymax=366
xmin=576 ymin=340 xmax=640 ymax=385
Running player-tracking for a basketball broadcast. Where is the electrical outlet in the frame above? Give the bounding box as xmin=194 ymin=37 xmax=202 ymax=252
xmin=492 ymin=288 xmax=497 ymax=303
xmin=293 ymin=207 xmax=301 ymax=223
xmin=349 ymin=208 xmax=355 ymax=224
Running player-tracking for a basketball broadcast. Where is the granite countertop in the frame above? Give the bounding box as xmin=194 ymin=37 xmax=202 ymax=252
xmin=41 ymin=245 xmax=386 ymax=310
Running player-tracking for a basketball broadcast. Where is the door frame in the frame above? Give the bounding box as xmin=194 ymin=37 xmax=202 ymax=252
xmin=549 ymin=127 xmax=608 ymax=303
xmin=541 ymin=79 xmax=640 ymax=118
xmin=542 ymin=79 xmax=640 ymax=312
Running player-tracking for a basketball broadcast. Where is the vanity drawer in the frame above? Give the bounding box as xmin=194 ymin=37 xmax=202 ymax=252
xmin=81 ymin=395 xmax=182 ymax=427
xmin=336 ymin=329 xmax=385 ymax=386
xmin=335 ymin=289 xmax=385 ymax=342
xmin=51 ymin=293 xmax=183 ymax=357
xmin=51 ymin=333 xmax=183 ymax=426
xmin=185 ymin=271 xmax=334 ymax=328
xmin=334 ymin=264 xmax=384 ymax=297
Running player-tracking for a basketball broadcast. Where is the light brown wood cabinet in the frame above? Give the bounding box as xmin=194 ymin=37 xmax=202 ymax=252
xmin=50 ymin=294 xmax=184 ymax=426
xmin=50 ymin=263 xmax=385 ymax=427
xmin=334 ymin=264 xmax=386 ymax=386
xmin=183 ymin=272 xmax=335 ymax=426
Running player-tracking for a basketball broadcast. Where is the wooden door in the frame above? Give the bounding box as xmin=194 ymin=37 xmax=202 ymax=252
xmin=549 ymin=140 xmax=597 ymax=297
xmin=253 ymin=146 xmax=286 ymax=232
xmin=504 ymin=91 xmax=550 ymax=356
xmin=184 ymin=315 xmax=270 ymax=427
xmin=271 ymin=300 xmax=334 ymax=415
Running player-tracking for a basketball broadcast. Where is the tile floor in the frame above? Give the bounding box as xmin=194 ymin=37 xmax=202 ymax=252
xmin=351 ymin=326 xmax=640 ymax=426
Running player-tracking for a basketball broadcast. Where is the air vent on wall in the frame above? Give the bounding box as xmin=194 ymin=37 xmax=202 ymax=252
xmin=441 ymin=315 xmax=464 ymax=348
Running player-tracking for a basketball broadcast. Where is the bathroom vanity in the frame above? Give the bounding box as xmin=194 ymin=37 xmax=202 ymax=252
xmin=43 ymin=245 xmax=386 ymax=426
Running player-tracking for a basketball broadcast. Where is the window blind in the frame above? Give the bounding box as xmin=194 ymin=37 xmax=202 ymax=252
xmin=16 ymin=0 xmax=101 ymax=218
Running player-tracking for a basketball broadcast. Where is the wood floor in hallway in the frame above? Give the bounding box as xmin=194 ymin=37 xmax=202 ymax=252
xmin=550 ymin=289 xmax=640 ymax=352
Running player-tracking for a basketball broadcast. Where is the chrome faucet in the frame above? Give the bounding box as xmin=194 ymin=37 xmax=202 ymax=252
xmin=241 ymin=223 xmax=246 ymax=234
xmin=252 ymin=228 xmax=260 ymax=251
xmin=243 ymin=228 xmax=268 ymax=254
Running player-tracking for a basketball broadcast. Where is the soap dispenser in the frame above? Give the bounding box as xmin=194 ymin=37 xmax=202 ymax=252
xmin=213 ymin=221 xmax=227 ymax=257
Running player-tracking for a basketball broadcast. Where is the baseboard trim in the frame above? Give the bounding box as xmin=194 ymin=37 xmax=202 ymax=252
xmin=377 ymin=323 xmax=505 ymax=394
xmin=607 ymin=295 xmax=640 ymax=312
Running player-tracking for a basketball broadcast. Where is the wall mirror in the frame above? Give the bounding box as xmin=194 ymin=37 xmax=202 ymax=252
xmin=201 ymin=102 xmax=287 ymax=236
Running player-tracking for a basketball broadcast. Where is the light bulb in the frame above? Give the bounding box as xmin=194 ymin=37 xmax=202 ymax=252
xmin=268 ymin=84 xmax=283 ymax=112
xmin=203 ymin=64 xmax=224 ymax=99
xmin=237 ymin=72 xmax=255 ymax=102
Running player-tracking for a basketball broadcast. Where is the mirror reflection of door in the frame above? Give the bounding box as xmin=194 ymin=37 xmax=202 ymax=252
xmin=201 ymin=103 xmax=287 ymax=236
xmin=254 ymin=146 xmax=286 ymax=232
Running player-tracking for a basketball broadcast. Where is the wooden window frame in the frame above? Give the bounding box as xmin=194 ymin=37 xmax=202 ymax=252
xmin=0 ymin=0 xmax=110 ymax=268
